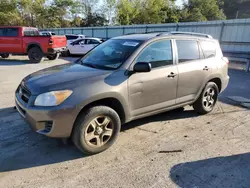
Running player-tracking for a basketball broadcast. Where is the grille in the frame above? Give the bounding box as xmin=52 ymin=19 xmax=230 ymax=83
xmin=18 ymin=84 xmax=31 ymax=103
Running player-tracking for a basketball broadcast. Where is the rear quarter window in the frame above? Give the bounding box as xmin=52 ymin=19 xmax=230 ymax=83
xmin=200 ymin=41 xmax=216 ymax=58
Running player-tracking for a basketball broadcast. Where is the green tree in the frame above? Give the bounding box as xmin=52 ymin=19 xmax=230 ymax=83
xmin=103 ymin=0 xmax=117 ymax=25
xmin=132 ymin=0 xmax=169 ymax=24
xmin=0 ymin=0 xmax=20 ymax=25
xmin=222 ymin=0 xmax=250 ymax=19
xmin=182 ymin=0 xmax=226 ymax=22
xmin=117 ymin=0 xmax=139 ymax=25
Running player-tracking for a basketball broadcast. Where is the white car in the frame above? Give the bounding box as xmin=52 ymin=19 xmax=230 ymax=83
xmin=67 ymin=38 xmax=102 ymax=55
xmin=65 ymin=34 xmax=85 ymax=45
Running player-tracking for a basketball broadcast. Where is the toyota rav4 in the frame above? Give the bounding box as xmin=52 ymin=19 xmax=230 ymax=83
xmin=15 ymin=32 xmax=229 ymax=154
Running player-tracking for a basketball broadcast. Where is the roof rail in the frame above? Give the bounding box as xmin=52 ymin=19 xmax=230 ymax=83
xmin=157 ymin=31 xmax=213 ymax=39
xmin=123 ymin=31 xmax=168 ymax=35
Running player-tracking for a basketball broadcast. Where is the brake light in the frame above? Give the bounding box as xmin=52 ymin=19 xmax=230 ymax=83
xmin=49 ymin=39 xmax=53 ymax=45
xmin=222 ymin=57 xmax=229 ymax=64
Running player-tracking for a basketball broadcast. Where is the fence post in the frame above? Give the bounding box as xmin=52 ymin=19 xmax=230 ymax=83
xmin=176 ymin=23 xmax=179 ymax=31
xmin=106 ymin=27 xmax=108 ymax=39
xmin=122 ymin=27 xmax=125 ymax=35
xmin=219 ymin=22 xmax=225 ymax=43
xmin=145 ymin=26 xmax=148 ymax=33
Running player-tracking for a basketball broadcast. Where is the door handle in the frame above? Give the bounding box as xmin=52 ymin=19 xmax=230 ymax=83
xmin=203 ymin=66 xmax=209 ymax=71
xmin=168 ymin=72 xmax=177 ymax=78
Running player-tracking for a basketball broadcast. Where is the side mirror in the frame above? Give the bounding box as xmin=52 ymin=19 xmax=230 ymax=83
xmin=133 ymin=62 xmax=152 ymax=73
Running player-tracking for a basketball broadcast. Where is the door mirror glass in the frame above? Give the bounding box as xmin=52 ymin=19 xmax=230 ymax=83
xmin=133 ymin=62 xmax=151 ymax=73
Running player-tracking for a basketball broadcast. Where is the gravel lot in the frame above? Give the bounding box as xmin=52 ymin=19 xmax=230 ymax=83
xmin=0 ymin=56 xmax=250 ymax=188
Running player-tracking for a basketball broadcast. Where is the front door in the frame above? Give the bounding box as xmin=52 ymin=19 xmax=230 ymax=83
xmin=175 ymin=39 xmax=212 ymax=104
xmin=128 ymin=40 xmax=178 ymax=116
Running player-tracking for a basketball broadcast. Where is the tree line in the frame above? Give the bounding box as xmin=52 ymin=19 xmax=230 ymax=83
xmin=0 ymin=0 xmax=250 ymax=28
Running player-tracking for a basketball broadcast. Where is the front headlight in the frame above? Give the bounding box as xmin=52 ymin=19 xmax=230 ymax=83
xmin=34 ymin=90 xmax=73 ymax=106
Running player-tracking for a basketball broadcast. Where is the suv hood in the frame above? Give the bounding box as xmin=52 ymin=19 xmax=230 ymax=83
xmin=23 ymin=63 xmax=111 ymax=94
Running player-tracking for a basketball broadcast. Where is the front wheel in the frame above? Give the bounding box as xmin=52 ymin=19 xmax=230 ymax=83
xmin=72 ymin=106 xmax=121 ymax=155
xmin=193 ymin=82 xmax=219 ymax=115
xmin=47 ymin=53 xmax=59 ymax=60
xmin=1 ymin=54 xmax=9 ymax=58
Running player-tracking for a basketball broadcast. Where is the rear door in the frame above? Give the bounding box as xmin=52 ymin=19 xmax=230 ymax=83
xmin=0 ymin=28 xmax=22 ymax=53
xmin=68 ymin=39 xmax=85 ymax=54
xmin=175 ymin=39 xmax=211 ymax=104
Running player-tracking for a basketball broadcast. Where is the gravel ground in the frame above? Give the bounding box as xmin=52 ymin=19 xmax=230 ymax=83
xmin=0 ymin=56 xmax=250 ymax=188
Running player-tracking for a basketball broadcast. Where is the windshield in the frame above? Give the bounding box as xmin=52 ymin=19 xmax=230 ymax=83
xmin=80 ymin=39 xmax=142 ymax=70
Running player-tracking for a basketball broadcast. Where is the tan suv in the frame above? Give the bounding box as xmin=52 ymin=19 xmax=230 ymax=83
xmin=15 ymin=32 xmax=229 ymax=154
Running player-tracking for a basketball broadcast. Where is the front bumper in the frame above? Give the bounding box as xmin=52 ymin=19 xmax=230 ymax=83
xmin=15 ymin=92 xmax=77 ymax=138
xmin=47 ymin=47 xmax=67 ymax=54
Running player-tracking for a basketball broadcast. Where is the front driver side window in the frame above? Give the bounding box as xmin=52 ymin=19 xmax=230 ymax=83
xmin=136 ymin=40 xmax=173 ymax=69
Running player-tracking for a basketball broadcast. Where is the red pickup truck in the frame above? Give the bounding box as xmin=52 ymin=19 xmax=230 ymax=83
xmin=0 ymin=26 xmax=67 ymax=63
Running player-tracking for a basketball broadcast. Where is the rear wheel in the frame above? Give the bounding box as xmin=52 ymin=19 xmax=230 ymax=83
xmin=1 ymin=54 xmax=9 ymax=58
xmin=72 ymin=106 xmax=121 ymax=155
xmin=47 ymin=53 xmax=59 ymax=60
xmin=28 ymin=47 xmax=44 ymax=63
xmin=193 ymin=82 xmax=219 ymax=115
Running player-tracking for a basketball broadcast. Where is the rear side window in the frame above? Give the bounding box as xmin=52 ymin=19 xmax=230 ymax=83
xmin=176 ymin=40 xmax=200 ymax=63
xmin=136 ymin=40 xmax=173 ymax=69
xmin=90 ymin=39 xmax=100 ymax=44
xmin=5 ymin=28 xmax=18 ymax=37
xmin=0 ymin=28 xmax=18 ymax=37
xmin=0 ymin=29 xmax=4 ymax=36
xmin=200 ymin=41 xmax=216 ymax=58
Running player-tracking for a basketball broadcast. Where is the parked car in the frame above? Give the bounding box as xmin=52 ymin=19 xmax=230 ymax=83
xmin=67 ymin=37 xmax=102 ymax=55
xmin=0 ymin=26 xmax=67 ymax=63
xmin=39 ymin=31 xmax=56 ymax=36
xmin=15 ymin=32 xmax=229 ymax=155
xmin=65 ymin=34 xmax=85 ymax=45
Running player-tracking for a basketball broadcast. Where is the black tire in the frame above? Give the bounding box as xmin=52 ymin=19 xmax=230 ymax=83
xmin=1 ymin=54 xmax=9 ymax=58
xmin=72 ymin=106 xmax=121 ymax=155
xmin=67 ymin=50 xmax=71 ymax=56
xmin=47 ymin=53 xmax=59 ymax=60
xmin=28 ymin=47 xmax=44 ymax=63
xmin=193 ymin=82 xmax=219 ymax=115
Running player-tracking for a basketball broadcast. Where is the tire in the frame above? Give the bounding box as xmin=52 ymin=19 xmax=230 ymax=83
xmin=1 ymin=54 xmax=9 ymax=58
xmin=47 ymin=53 xmax=59 ymax=60
xmin=193 ymin=82 xmax=219 ymax=115
xmin=72 ymin=106 xmax=121 ymax=155
xmin=67 ymin=50 xmax=71 ymax=56
xmin=28 ymin=47 xmax=44 ymax=63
